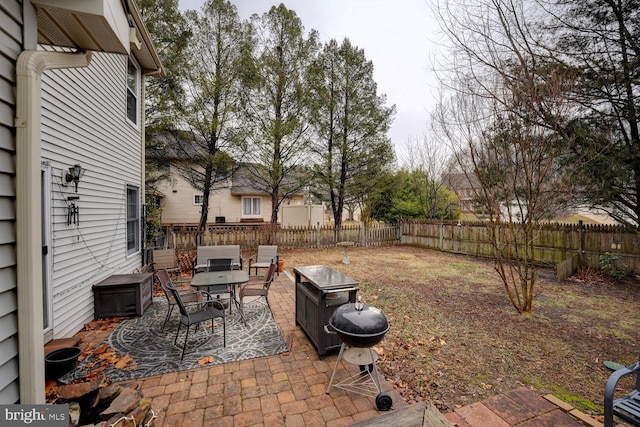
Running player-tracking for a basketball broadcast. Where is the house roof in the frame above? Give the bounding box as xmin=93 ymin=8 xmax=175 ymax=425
xmin=443 ymin=172 xmax=479 ymax=189
xmin=147 ymin=131 xmax=207 ymax=160
xmin=230 ymin=168 xmax=269 ymax=196
xmin=147 ymin=132 xmax=306 ymax=197
xmin=229 ymin=165 xmax=307 ymax=198
xmin=31 ymin=0 xmax=164 ymax=75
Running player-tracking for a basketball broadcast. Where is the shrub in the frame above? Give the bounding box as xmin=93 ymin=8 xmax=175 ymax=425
xmin=599 ymin=252 xmax=627 ymax=281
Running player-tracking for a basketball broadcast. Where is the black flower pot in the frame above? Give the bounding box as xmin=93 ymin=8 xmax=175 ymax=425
xmin=45 ymin=347 xmax=81 ymax=380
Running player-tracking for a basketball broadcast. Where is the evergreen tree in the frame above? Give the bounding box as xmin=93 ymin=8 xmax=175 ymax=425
xmin=309 ymin=38 xmax=396 ymax=229
xmin=137 ymin=0 xmax=189 ymax=192
xmin=241 ymin=5 xmax=319 ymax=225
xmin=172 ymin=0 xmax=250 ymax=233
xmin=546 ymin=0 xmax=640 ymax=226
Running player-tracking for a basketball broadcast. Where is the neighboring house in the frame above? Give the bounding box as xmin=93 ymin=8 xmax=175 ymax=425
xmin=153 ymin=163 xmax=305 ymax=229
xmin=1 ymin=0 xmax=162 ymax=404
xmin=443 ymin=172 xmax=477 ymax=214
xmin=147 ymin=134 xmax=305 ymax=228
xmin=444 ymin=172 xmax=531 ymax=219
xmin=444 ymin=173 xmax=619 ymax=224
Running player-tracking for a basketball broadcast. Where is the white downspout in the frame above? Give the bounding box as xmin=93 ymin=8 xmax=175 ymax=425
xmin=141 ymin=73 xmax=147 ymax=260
xmin=15 ymin=50 xmax=92 ymax=404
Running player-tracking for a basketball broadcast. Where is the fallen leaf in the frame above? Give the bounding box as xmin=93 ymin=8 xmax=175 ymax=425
xmin=114 ymin=354 xmax=134 ymax=369
xmin=93 ymin=344 xmax=109 ymax=355
xmin=198 ymin=356 xmax=215 ymax=365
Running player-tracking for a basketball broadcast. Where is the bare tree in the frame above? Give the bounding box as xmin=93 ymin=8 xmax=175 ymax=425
xmin=402 ymin=132 xmax=459 ymax=220
xmin=433 ymin=0 xmax=576 ymax=313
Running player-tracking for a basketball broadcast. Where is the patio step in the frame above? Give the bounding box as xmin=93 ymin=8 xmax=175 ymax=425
xmin=349 ymin=402 xmax=453 ymax=427
xmin=443 ymin=388 xmax=603 ymax=427
xmin=44 ymin=337 xmax=81 ymax=356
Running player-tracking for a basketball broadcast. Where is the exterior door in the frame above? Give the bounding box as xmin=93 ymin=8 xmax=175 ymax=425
xmin=41 ymin=165 xmax=53 ymax=342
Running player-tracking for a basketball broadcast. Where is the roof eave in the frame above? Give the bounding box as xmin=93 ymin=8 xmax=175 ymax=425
xmin=32 ymin=0 xmax=164 ymax=76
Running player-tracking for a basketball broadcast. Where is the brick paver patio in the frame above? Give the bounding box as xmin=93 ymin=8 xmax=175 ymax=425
xmin=63 ymin=269 xmax=605 ymax=427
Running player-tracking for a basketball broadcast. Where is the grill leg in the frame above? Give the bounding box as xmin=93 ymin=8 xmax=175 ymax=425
xmin=369 ymin=347 xmax=382 ymax=390
xmin=327 ymin=343 xmax=346 ymax=394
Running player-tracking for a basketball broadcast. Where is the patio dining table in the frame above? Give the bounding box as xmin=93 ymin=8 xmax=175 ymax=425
xmin=190 ymin=270 xmax=249 ymax=313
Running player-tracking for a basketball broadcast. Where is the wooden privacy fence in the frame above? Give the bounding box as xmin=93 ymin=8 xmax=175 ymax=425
xmin=159 ymin=220 xmax=640 ymax=278
xmin=168 ymin=223 xmax=401 ymax=252
xmin=401 ymin=220 xmax=640 ymax=278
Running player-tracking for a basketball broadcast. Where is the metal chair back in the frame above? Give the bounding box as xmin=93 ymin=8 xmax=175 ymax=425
xmin=166 ymin=281 xmax=226 ymax=360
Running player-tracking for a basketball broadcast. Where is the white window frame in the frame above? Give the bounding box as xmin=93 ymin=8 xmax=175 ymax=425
xmin=126 ymin=57 xmax=140 ymax=126
xmin=126 ymin=185 xmax=140 ymax=255
xmin=193 ymin=194 xmax=204 ymax=205
xmin=242 ymin=196 xmax=262 ymax=218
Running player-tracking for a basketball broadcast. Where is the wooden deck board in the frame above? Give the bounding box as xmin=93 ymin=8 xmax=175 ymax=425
xmin=349 ymin=402 xmax=453 ymax=427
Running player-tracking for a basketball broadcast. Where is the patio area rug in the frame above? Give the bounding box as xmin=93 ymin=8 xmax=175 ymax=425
xmin=61 ymin=297 xmax=288 ymax=383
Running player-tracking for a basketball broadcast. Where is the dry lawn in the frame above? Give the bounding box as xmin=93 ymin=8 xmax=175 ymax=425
xmin=280 ymin=245 xmax=640 ymax=417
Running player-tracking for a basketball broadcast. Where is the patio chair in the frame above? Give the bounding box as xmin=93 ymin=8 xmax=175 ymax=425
xmin=192 ymin=245 xmax=242 ymax=275
xmin=604 ymin=355 xmax=640 ymax=427
xmin=204 ymin=258 xmax=236 ymax=312
xmin=153 ymin=248 xmax=188 ymax=284
xmin=153 ymin=248 xmax=180 ymax=274
xmin=248 ymin=245 xmax=279 ymax=276
xmin=238 ymin=262 xmax=277 ymax=326
xmin=166 ymin=281 xmax=226 ymax=361
xmin=156 ymin=269 xmax=202 ymax=331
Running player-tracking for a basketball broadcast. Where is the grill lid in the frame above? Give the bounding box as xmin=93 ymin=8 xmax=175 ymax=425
xmin=329 ymin=298 xmax=389 ymax=337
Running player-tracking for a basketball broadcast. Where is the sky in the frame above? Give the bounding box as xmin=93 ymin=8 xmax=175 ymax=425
xmin=178 ymin=0 xmax=443 ymax=159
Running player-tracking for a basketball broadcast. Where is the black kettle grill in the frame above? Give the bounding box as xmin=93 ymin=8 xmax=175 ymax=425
xmin=325 ymin=297 xmax=393 ymax=411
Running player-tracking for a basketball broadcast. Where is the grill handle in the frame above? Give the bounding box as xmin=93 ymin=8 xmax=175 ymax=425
xmin=324 ymin=324 xmax=337 ymax=335
xmin=325 ymin=287 xmax=358 ymax=294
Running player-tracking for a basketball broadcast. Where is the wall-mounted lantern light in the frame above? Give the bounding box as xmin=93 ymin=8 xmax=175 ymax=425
xmin=611 ymin=240 xmax=622 ymax=250
xmin=65 ymin=164 xmax=85 ymax=193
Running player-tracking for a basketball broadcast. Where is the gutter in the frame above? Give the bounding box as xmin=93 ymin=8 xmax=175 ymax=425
xmin=15 ymin=50 xmax=92 ymax=404
xmin=127 ymin=0 xmax=165 ymax=76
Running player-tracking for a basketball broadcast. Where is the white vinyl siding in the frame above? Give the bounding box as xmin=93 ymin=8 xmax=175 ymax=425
xmin=155 ymin=173 xmax=274 ymax=225
xmin=0 ymin=0 xmax=23 ymax=404
xmin=40 ymin=51 xmax=144 ymax=338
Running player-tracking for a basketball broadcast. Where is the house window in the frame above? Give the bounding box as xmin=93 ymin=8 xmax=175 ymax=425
xmin=126 ymin=185 xmax=140 ymax=254
xmin=242 ymin=197 xmax=261 ymax=217
xmin=126 ymin=58 xmax=139 ymax=125
xmin=193 ymin=194 xmax=203 ymax=205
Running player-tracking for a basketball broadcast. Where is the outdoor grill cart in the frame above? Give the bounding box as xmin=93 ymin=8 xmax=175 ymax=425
xmin=294 ymin=265 xmax=359 ymax=357
xmin=325 ymin=297 xmax=393 ymax=411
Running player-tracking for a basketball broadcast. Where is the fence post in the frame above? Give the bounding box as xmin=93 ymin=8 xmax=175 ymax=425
xmin=360 ymin=223 xmax=365 ymax=246
xmin=579 ymin=220 xmax=585 ymax=268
